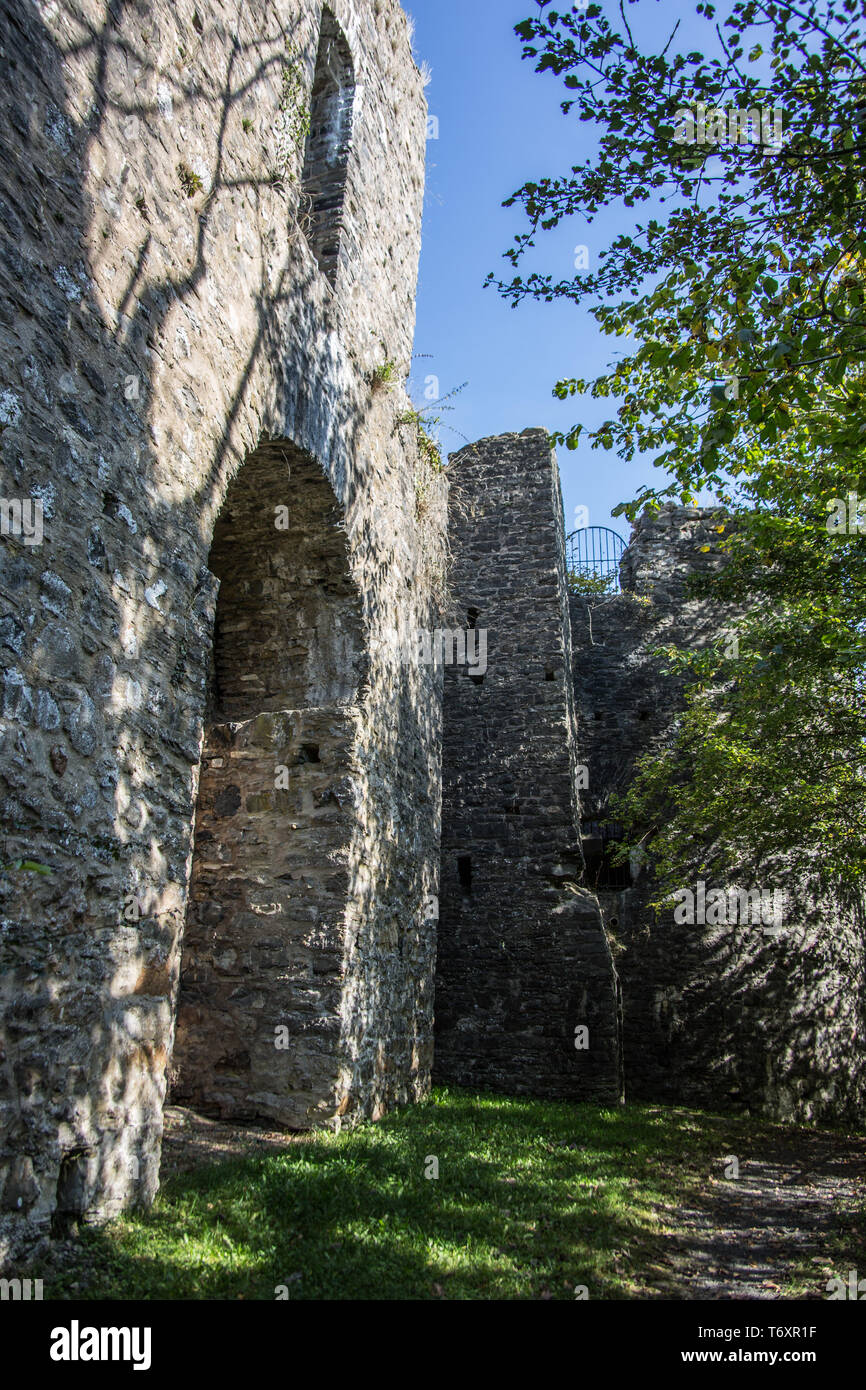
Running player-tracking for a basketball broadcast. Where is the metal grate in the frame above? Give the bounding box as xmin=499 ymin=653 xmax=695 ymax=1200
xmin=566 ymin=526 xmax=626 ymax=594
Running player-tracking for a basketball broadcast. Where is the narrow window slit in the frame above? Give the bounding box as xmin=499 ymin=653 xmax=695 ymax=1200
xmin=300 ymin=10 xmax=356 ymax=287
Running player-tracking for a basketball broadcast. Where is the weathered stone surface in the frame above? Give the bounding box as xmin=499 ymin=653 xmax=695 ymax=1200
xmin=434 ymin=430 xmax=621 ymax=1101
xmin=1 ymin=0 xmax=861 ymax=1280
xmin=571 ymin=506 xmax=866 ymax=1123
xmin=174 ymin=702 xmax=359 ymax=1125
xmin=0 ymin=0 xmax=445 ymax=1258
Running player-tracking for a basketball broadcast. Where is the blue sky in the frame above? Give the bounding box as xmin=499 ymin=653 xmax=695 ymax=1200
xmin=405 ymin=0 xmax=705 ymax=541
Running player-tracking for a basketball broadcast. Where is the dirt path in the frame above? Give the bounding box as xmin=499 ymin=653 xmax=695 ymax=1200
xmin=159 ymin=1106 xmax=866 ymax=1301
xmin=650 ymin=1129 xmax=866 ymax=1299
xmin=160 ymin=1105 xmax=303 ymax=1174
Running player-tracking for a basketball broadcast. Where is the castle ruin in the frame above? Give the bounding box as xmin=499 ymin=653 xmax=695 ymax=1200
xmin=0 ymin=0 xmax=863 ymax=1262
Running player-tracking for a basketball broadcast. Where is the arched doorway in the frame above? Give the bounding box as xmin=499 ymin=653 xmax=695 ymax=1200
xmin=171 ymin=440 xmax=364 ymax=1128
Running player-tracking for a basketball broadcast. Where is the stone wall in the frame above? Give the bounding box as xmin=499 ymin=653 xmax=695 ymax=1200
xmin=570 ymin=506 xmax=866 ymax=1123
xmin=1 ymin=0 xmax=859 ymax=1280
xmin=0 ymin=0 xmax=445 ymax=1258
xmin=434 ymin=430 xmax=621 ymax=1102
xmin=170 ymin=441 xmax=365 ymax=1127
xmin=173 ymin=704 xmax=361 ymax=1128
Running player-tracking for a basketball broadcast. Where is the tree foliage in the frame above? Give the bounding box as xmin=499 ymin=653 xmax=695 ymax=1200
xmin=493 ymin=0 xmax=866 ymax=889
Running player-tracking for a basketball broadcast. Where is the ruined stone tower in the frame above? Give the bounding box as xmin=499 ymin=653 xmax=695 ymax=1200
xmin=0 ymin=0 xmax=444 ymax=1251
xmin=434 ymin=431 xmax=621 ymax=1101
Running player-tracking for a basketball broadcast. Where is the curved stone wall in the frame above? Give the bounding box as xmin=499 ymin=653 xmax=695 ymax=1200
xmin=0 ymin=0 xmax=444 ymax=1255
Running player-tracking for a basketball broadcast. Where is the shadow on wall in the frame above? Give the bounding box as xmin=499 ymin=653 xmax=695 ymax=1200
xmin=569 ymin=535 xmax=866 ymax=1125
xmin=605 ymin=874 xmax=866 ymax=1124
xmin=0 ymin=0 xmax=438 ymax=1244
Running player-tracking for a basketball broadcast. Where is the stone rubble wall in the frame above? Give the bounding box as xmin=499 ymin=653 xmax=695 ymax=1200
xmin=1 ymin=0 xmax=859 ymax=1283
xmin=0 ymin=0 xmax=445 ymax=1261
xmin=570 ymin=506 xmax=866 ymax=1122
xmin=173 ymin=705 xmax=360 ymax=1128
xmin=434 ymin=430 xmax=621 ymax=1101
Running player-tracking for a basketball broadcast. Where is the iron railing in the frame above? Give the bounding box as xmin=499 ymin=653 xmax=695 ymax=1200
xmin=566 ymin=526 xmax=627 ymax=594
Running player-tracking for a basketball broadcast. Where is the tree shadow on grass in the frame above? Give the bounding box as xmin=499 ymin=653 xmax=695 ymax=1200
xmin=35 ymin=1093 xmax=776 ymax=1301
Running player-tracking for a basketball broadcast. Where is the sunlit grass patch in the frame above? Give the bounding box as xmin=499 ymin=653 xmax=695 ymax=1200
xmin=32 ymin=1089 xmax=858 ymax=1301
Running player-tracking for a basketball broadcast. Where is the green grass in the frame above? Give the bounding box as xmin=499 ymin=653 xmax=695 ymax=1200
xmin=31 ymin=1089 xmax=865 ymax=1301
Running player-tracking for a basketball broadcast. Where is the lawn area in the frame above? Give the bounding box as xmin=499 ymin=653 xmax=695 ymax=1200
xmin=32 ymin=1089 xmax=864 ymax=1301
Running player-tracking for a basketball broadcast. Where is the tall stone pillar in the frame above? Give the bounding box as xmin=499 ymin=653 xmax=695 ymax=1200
xmin=434 ymin=430 xmax=621 ymax=1101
